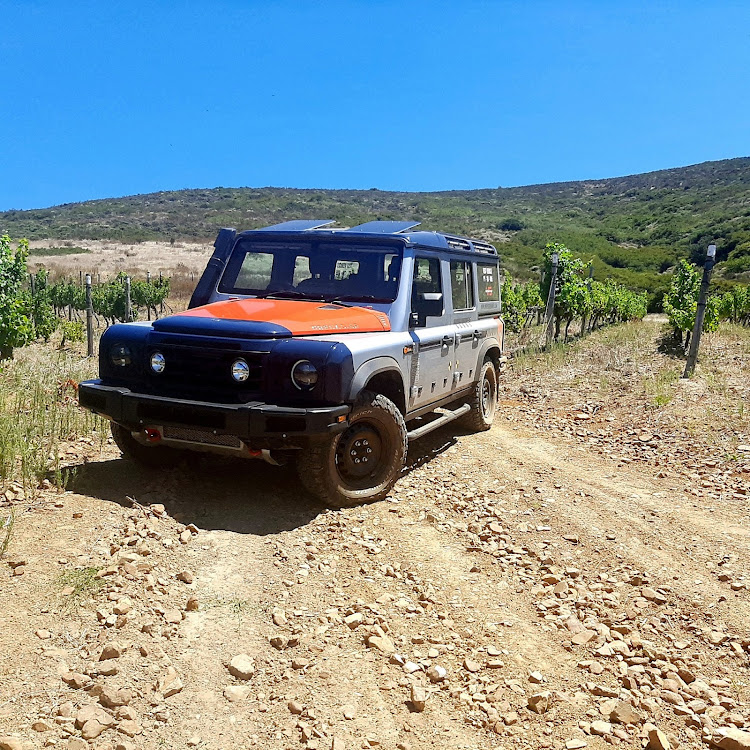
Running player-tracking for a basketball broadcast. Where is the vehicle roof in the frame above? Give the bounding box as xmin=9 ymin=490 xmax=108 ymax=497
xmin=235 ymin=219 xmax=499 ymax=259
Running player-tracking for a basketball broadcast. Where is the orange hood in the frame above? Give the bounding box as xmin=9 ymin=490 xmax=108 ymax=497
xmin=176 ymin=298 xmax=391 ymax=336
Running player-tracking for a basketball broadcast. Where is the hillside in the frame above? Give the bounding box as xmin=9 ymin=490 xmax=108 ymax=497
xmin=3 ymin=157 xmax=750 ymax=303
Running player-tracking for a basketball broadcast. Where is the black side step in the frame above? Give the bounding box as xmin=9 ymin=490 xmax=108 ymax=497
xmin=406 ymin=403 xmax=471 ymax=441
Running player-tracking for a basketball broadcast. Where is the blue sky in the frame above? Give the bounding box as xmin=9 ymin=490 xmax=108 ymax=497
xmin=1 ymin=1 xmax=749 ymax=210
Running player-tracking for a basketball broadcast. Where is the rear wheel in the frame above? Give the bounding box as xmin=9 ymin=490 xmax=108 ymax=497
xmin=111 ymin=422 xmax=183 ymax=468
xmin=460 ymin=358 xmax=498 ymax=432
xmin=296 ymin=391 xmax=407 ymax=508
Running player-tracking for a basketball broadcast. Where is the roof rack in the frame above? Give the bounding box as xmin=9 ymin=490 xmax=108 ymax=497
xmin=249 ymin=220 xmax=498 ymax=255
xmin=442 ymin=234 xmax=497 ymax=255
xmin=444 ymin=236 xmax=472 ymax=252
xmin=470 ymin=239 xmax=498 ymax=255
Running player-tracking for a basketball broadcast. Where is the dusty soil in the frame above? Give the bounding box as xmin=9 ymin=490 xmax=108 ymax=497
xmin=1 ymin=320 xmax=749 ymax=750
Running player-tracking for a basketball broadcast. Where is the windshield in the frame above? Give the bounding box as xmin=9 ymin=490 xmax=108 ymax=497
xmin=218 ymin=239 xmax=403 ymax=303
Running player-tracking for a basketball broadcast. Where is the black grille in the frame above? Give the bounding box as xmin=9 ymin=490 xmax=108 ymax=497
xmin=145 ymin=345 xmax=265 ymax=403
xmin=162 ymin=425 xmax=242 ymax=448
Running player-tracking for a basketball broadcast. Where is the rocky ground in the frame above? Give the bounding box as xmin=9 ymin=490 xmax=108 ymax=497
xmin=1 ymin=319 xmax=749 ymax=750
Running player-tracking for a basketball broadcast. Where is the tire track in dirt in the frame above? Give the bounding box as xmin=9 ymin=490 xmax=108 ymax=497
xmin=475 ymin=425 xmax=750 ymax=636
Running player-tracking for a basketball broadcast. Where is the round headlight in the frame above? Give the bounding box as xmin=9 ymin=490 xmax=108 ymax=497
xmin=291 ymin=360 xmax=319 ymax=390
xmin=150 ymin=351 xmax=166 ymax=373
xmin=110 ymin=343 xmax=132 ymax=367
xmin=231 ymin=358 xmax=250 ymax=382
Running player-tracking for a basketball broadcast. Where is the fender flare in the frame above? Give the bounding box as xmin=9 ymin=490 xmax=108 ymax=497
xmin=348 ymin=356 xmax=406 ymax=402
xmin=476 ymin=337 xmax=502 ymax=369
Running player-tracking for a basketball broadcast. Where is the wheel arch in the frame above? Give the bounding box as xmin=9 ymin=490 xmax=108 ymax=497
xmin=349 ymin=357 xmax=407 ymax=415
xmin=478 ymin=340 xmax=502 ymax=370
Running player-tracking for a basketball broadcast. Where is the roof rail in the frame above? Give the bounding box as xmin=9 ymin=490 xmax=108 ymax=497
xmin=443 ymin=234 xmax=497 ymax=255
xmin=444 ymin=236 xmax=472 ymax=252
xmin=470 ymin=239 xmax=498 ymax=255
xmin=348 ymin=220 xmax=421 ymax=234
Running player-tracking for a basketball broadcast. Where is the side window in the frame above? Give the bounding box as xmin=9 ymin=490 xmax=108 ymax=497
xmin=450 ymin=260 xmax=474 ymax=311
xmin=413 ymin=257 xmax=441 ymax=292
xmin=411 ymin=257 xmax=443 ymax=326
xmin=478 ymin=263 xmax=500 ymax=302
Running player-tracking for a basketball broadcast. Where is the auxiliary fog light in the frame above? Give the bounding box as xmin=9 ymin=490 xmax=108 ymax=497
xmin=150 ymin=351 xmax=166 ymax=373
xmin=110 ymin=343 xmax=132 ymax=367
xmin=232 ymin=358 xmax=250 ymax=383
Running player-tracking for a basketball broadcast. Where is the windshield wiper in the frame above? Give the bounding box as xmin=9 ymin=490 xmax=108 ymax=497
xmin=254 ymin=290 xmax=325 ymax=301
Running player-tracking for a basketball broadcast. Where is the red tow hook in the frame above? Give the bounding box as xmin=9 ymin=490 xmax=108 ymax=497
xmin=143 ymin=427 xmax=162 ymax=443
xmin=247 ymin=449 xmax=262 ymax=458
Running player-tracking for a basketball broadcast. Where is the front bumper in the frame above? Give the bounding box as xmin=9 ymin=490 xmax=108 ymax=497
xmin=79 ymin=380 xmax=350 ymax=448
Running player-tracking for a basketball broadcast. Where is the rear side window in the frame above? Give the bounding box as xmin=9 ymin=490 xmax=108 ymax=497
xmin=478 ymin=263 xmax=500 ymax=302
xmin=450 ymin=260 xmax=473 ymax=310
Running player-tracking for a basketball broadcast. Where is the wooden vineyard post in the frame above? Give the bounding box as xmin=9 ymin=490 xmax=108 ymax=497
xmin=682 ymin=244 xmax=716 ymax=378
xmin=85 ymin=274 xmax=94 ymax=357
xmin=146 ymin=271 xmax=152 ymax=321
xmin=581 ymin=265 xmax=593 ymax=335
xmin=544 ymin=252 xmax=559 ymax=349
xmin=125 ymin=276 xmax=132 ymax=323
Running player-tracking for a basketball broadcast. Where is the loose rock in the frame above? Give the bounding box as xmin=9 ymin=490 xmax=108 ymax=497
xmin=528 ymin=691 xmax=552 ymax=714
xmin=224 ymin=686 xmax=250 ymax=702
xmin=717 ymin=728 xmax=750 ymax=750
xmin=647 ymin=727 xmax=671 ymax=750
xmin=228 ymin=654 xmax=255 ymax=680
xmin=410 ymin=685 xmax=427 ymax=712
xmin=610 ymin=700 xmax=642 ymax=725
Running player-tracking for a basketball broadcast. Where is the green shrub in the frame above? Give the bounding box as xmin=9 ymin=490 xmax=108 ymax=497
xmin=0 ymin=235 xmax=33 ymax=359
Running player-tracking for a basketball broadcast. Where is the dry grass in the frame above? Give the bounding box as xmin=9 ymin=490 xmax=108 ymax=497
xmin=28 ymin=238 xmax=211 ymax=281
xmin=507 ymin=316 xmax=750 ymax=460
xmin=0 ymin=338 xmax=106 ymax=497
xmin=0 ymin=507 xmax=14 ymax=558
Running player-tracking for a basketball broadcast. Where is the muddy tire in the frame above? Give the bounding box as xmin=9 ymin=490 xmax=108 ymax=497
xmin=460 ymin=358 xmax=498 ymax=432
xmin=296 ymin=391 xmax=407 ymax=508
xmin=111 ymin=422 xmax=183 ymax=468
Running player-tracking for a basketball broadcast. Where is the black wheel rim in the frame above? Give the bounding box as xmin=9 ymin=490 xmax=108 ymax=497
xmin=335 ymin=422 xmax=385 ymax=485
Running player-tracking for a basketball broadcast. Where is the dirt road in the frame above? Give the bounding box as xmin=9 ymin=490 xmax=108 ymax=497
xmin=2 ymin=393 xmax=749 ymax=750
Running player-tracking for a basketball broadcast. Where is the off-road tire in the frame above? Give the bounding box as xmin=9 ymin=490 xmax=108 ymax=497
xmin=296 ymin=391 xmax=407 ymax=508
xmin=111 ymin=422 xmax=183 ymax=468
xmin=460 ymin=358 xmax=498 ymax=432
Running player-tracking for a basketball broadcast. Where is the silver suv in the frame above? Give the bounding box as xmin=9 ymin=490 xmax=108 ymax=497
xmin=79 ymin=220 xmax=504 ymax=507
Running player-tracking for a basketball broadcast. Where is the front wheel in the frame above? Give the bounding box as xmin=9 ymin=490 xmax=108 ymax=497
xmin=296 ymin=391 xmax=407 ymax=508
xmin=460 ymin=358 xmax=498 ymax=432
xmin=111 ymin=422 xmax=183 ymax=468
